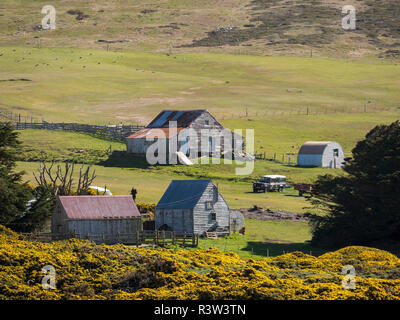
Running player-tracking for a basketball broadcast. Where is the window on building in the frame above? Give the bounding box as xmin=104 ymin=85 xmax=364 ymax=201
xmin=205 ymin=201 xmax=213 ymax=210
xmin=333 ymin=149 xmax=339 ymax=157
xmin=205 ymin=120 xmax=209 ymax=125
xmin=210 ymin=212 xmax=216 ymax=221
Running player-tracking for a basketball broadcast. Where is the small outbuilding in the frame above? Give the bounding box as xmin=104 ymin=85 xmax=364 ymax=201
xmin=297 ymin=141 xmax=345 ymax=168
xmin=52 ymin=196 xmax=142 ymax=244
xmin=155 ymin=179 xmax=230 ymax=236
xmin=230 ymin=211 xmax=245 ymax=233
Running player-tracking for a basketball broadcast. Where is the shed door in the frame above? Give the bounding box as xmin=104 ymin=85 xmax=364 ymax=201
xmin=209 ymin=137 xmax=213 ymax=153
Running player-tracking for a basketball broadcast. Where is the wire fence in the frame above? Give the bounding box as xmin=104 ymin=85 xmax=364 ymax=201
xmin=21 ymin=230 xmax=200 ymax=247
xmin=196 ymin=239 xmax=400 ymax=258
xmin=253 ymin=151 xmax=298 ymax=166
xmin=19 ymin=231 xmax=400 ymax=258
xmin=218 ymin=105 xmax=398 ymax=121
xmin=0 ymin=109 xmax=144 ymax=141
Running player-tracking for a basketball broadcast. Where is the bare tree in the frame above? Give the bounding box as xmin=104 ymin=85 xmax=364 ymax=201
xmin=33 ymin=161 xmax=96 ymax=196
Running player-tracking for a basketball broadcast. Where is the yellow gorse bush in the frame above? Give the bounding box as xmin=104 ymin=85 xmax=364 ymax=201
xmin=0 ymin=225 xmax=399 ymax=300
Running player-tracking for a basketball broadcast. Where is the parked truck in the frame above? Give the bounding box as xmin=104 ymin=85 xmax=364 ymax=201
xmin=253 ymin=175 xmax=286 ymax=193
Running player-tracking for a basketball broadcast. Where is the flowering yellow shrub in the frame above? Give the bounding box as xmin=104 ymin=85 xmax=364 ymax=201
xmin=0 ymin=225 xmax=399 ymax=300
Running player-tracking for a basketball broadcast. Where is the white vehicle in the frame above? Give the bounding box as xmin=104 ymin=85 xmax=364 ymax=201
xmin=253 ymin=175 xmax=286 ymax=193
xmin=88 ymin=186 xmax=112 ymax=195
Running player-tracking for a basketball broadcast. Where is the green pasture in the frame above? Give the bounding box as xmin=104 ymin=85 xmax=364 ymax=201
xmin=174 ymin=218 xmax=318 ymax=259
xmin=0 ymin=47 xmax=399 ymax=126
xmin=16 ymin=160 xmax=318 ymax=213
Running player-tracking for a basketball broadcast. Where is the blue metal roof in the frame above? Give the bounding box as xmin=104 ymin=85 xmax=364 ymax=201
xmin=149 ymin=111 xmax=172 ymax=127
xmin=156 ymin=180 xmax=212 ymax=210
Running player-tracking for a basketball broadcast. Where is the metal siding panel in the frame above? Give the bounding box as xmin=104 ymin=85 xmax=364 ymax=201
xmin=322 ymin=142 xmax=345 ymax=168
xmin=193 ymin=183 xmax=230 ymax=235
xmin=297 ymin=154 xmax=323 ymax=167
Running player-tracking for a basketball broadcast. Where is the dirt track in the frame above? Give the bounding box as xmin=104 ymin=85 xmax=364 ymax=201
xmin=239 ymin=206 xmax=308 ymax=221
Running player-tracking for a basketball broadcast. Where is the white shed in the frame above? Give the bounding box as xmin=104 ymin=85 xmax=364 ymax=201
xmin=297 ymin=141 xmax=345 ymax=168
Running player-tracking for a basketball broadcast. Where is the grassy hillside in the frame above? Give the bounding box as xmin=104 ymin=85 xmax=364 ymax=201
xmin=17 ymin=129 xmax=125 ymax=163
xmin=196 ymin=219 xmax=314 ymax=259
xmin=12 ymin=129 xmax=337 ymax=213
xmin=1 ymin=0 xmax=400 ymax=59
xmin=0 ymin=47 xmax=399 ymax=126
xmin=224 ymin=112 xmax=399 ymax=155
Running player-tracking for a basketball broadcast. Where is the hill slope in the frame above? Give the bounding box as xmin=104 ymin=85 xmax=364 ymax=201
xmin=0 ymin=0 xmax=399 ymax=59
xmin=0 ymin=47 xmax=399 ymax=125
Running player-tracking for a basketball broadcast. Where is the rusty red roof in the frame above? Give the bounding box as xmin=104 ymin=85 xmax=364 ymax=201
xmin=58 ymin=196 xmax=141 ymax=220
xmin=127 ymin=127 xmax=185 ymax=139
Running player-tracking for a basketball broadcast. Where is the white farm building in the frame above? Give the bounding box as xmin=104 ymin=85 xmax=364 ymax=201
xmin=297 ymin=141 xmax=345 ymax=168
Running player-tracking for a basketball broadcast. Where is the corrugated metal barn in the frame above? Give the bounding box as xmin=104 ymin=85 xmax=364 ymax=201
xmin=126 ymin=109 xmax=244 ymax=161
xmin=297 ymin=141 xmax=345 ymax=168
xmin=51 ymin=196 xmax=142 ymax=244
xmin=155 ymin=179 xmax=230 ymax=236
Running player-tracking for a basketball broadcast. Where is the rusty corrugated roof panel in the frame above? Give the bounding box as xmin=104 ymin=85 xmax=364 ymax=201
xmin=146 ymin=110 xmax=207 ymax=128
xmin=298 ymin=141 xmax=331 ymax=155
xmin=126 ymin=127 xmax=185 ymax=139
xmin=59 ymin=196 xmax=141 ymax=220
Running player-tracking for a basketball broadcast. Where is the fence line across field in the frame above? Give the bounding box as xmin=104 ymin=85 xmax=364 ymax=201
xmin=22 ymin=230 xmax=200 ymax=247
xmin=0 ymin=119 xmax=144 ymax=142
xmin=217 ymin=105 xmax=397 ymax=120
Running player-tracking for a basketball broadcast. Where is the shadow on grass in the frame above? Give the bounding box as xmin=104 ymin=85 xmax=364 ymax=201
xmin=241 ymin=241 xmax=329 ymax=257
xmin=98 ymin=151 xmax=152 ymax=169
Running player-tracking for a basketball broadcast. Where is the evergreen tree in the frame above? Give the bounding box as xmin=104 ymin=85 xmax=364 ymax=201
xmin=0 ymin=123 xmax=32 ymax=227
xmin=309 ymin=121 xmax=400 ymax=248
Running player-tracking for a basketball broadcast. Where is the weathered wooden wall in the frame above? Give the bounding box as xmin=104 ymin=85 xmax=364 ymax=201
xmin=51 ymin=203 xmax=142 ymax=243
xmin=126 ymin=111 xmax=245 ymax=159
xmin=192 ymin=182 xmax=230 ymax=236
xmin=155 ymin=209 xmax=193 ymax=233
